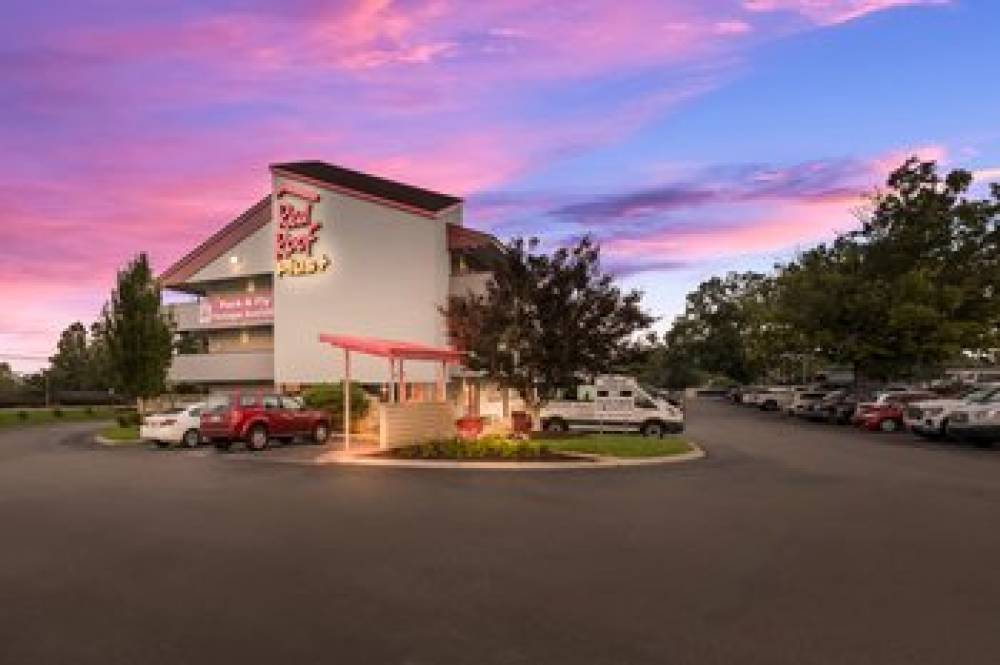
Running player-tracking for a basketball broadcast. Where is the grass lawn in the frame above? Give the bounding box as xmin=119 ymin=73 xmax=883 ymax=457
xmin=99 ymin=425 xmax=140 ymax=442
xmin=0 ymin=407 xmax=118 ymax=430
xmin=543 ymin=434 xmax=692 ymax=458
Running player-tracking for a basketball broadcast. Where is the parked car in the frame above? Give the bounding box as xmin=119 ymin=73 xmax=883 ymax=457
xmin=201 ymin=392 xmax=331 ymax=451
xmin=738 ymin=386 xmax=765 ymax=407
xmin=813 ymin=390 xmax=868 ymax=424
xmin=800 ymin=390 xmax=844 ymax=421
xmin=851 ymin=388 xmax=915 ymax=425
xmin=785 ymin=390 xmax=830 ymax=417
xmin=904 ymin=384 xmax=1000 ymax=439
xmin=756 ymin=387 xmax=797 ymax=412
xmin=943 ymin=390 xmax=1000 ymax=447
xmin=857 ymin=391 xmax=937 ymax=432
xmin=140 ymin=402 xmax=205 ymax=448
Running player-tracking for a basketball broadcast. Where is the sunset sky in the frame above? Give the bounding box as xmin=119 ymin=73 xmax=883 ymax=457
xmin=2 ymin=0 xmax=999 ymax=371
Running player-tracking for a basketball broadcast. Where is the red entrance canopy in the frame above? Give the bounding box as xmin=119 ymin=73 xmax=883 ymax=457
xmin=318 ymin=333 xmax=464 ymax=363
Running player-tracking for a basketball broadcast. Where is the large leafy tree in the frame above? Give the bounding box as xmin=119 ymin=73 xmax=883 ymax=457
xmin=774 ymin=158 xmax=1000 ymax=382
xmin=444 ymin=236 xmax=654 ymax=407
xmin=661 ymin=158 xmax=1000 ymax=386
xmin=664 ymin=271 xmax=776 ymax=384
xmin=100 ymin=253 xmax=173 ymax=409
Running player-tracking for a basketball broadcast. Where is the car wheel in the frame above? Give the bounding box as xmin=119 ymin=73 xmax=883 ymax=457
xmin=182 ymin=428 xmax=201 ymax=448
xmin=246 ymin=425 xmax=269 ymax=451
xmin=936 ymin=419 xmax=949 ymax=441
xmin=312 ymin=423 xmax=329 ymax=444
xmin=879 ymin=418 xmax=899 ymax=433
xmin=213 ymin=440 xmax=232 ymax=452
xmin=641 ymin=421 xmax=665 ymax=438
xmin=543 ymin=418 xmax=568 ymax=433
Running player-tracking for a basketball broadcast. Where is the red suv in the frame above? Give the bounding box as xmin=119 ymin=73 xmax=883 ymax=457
xmin=201 ymin=392 xmax=331 ymax=451
xmin=858 ymin=391 xmax=936 ymax=432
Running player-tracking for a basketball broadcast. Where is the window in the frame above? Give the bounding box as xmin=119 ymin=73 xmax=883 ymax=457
xmin=596 ymin=390 xmax=609 ymax=398
xmin=240 ymin=395 xmax=259 ymax=408
xmin=281 ymin=396 xmax=303 ymax=411
xmin=636 ymin=397 xmax=656 ymax=409
xmin=188 ymin=407 xmax=201 ymax=417
xmin=263 ymin=395 xmax=282 ymax=410
xmin=620 ymin=390 xmax=633 ymax=398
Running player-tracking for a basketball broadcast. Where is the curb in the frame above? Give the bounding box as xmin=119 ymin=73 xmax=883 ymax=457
xmin=306 ymin=439 xmax=706 ymax=471
xmin=94 ymin=435 xmax=142 ymax=447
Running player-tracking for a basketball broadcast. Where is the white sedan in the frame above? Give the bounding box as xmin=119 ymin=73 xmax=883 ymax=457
xmin=140 ymin=403 xmax=205 ymax=448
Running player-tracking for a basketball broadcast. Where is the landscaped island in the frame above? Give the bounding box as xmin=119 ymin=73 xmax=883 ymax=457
xmin=380 ymin=434 xmax=693 ymax=461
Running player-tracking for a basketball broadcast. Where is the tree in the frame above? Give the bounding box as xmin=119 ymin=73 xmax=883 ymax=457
xmin=772 ymin=158 xmax=1000 ymax=382
xmin=0 ymin=362 xmax=19 ymax=392
xmin=444 ymin=236 xmax=655 ymax=407
xmin=100 ymin=253 xmax=173 ymax=410
xmin=49 ymin=322 xmax=92 ymax=391
xmin=664 ymin=271 xmax=776 ymax=384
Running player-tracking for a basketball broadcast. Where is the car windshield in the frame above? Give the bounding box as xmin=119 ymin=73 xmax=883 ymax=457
xmin=205 ymin=394 xmax=232 ymax=412
xmin=975 ymin=391 xmax=1000 ymax=404
xmin=963 ymin=388 xmax=994 ymax=403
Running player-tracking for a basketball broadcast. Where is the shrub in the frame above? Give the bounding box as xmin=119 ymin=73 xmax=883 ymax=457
xmin=301 ymin=383 xmax=370 ymax=429
xmin=84 ymin=406 xmax=94 ymax=416
xmin=17 ymin=410 xmax=29 ymax=421
xmin=116 ymin=410 xmax=140 ymax=428
xmin=395 ymin=435 xmax=550 ymax=459
xmin=52 ymin=407 xmax=64 ymax=418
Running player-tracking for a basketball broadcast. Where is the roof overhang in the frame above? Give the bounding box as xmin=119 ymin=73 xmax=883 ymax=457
xmin=319 ymin=333 xmax=464 ymax=363
xmin=158 ymin=195 xmax=272 ymax=289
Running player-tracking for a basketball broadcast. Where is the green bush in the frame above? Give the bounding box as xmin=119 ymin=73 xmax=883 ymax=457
xmin=301 ymin=383 xmax=370 ymax=429
xmin=84 ymin=406 xmax=94 ymax=416
xmin=394 ymin=435 xmax=550 ymax=460
xmin=17 ymin=410 xmax=29 ymax=421
xmin=116 ymin=410 xmax=140 ymax=428
xmin=52 ymin=407 xmax=64 ymax=418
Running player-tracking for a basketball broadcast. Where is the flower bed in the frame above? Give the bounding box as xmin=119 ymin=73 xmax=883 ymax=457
xmin=379 ymin=435 xmax=586 ymax=461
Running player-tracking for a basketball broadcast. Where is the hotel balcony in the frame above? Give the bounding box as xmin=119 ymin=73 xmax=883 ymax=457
xmin=167 ymin=298 xmax=274 ymax=332
xmin=449 ymin=271 xmax=492 ymax=298
xmin=168 ymin=351 xmax=274 ymax=384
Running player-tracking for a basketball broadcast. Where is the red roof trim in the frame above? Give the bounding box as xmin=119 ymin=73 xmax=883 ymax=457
xmin=446 ymin=223 xmax=498 ymax=250
xmin=319 ymin=333 xmax=464 ymax=363
xmin=158 ymin=195 xmax=271 ymax=287
xmin=271 ymin=168 xmax=444 ymax=220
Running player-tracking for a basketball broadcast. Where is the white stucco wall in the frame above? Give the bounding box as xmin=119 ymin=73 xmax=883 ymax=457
xmin=272 ymin=175 xmax=452 ymax=384
xmin=186 ymin=223 xmax=273 ymax=283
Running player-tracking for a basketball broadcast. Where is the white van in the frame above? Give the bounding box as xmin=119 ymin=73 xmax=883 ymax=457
xmin=539 ymin=376 xmax=684 ymax=437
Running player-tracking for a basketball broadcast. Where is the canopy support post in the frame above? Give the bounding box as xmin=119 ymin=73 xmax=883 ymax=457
xmin=344 ymin=348 xmax=351 ymax=451
xmin=399 ymin=358 xmax=406 ymax=404
xmin=437 ymin=360 xmax=447 ymax=401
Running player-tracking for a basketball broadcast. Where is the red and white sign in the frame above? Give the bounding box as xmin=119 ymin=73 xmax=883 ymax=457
xmin=198 ymin=293 xmax=274 ymax=325
xmin=275 ymin=185 xmax=331 ymax=277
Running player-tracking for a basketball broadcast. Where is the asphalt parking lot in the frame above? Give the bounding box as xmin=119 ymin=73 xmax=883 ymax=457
xmin=1 ymin=400 xmax=998 ymax=665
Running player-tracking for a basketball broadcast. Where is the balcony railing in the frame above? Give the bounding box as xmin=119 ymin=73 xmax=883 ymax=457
xmin=167 ymin=298 xmax=274 ymax=332
xmin=168 ymin=351 xmax=274 ymax=384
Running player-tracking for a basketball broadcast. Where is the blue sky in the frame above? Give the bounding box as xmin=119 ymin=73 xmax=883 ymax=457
xmin=1 ymin=0 xmax=998 ymax=370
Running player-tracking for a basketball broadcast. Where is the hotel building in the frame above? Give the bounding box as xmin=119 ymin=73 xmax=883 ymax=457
xmin=159 ymin=161 xmax=499 ymax=393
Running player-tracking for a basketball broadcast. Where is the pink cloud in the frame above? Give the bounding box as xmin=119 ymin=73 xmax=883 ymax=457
xmin=599 ymin=145 xmax=950 ymax=274
xmin=742 ymin=0 xmax=950 ymax=25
